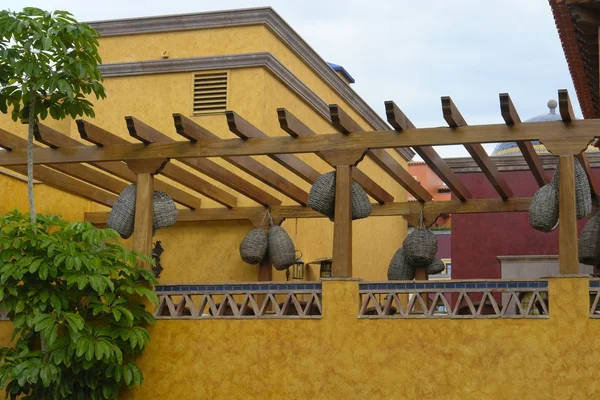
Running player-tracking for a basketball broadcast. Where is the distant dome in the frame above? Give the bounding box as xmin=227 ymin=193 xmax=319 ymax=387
xmin=491 ymin=100 xmax=597 ymax=156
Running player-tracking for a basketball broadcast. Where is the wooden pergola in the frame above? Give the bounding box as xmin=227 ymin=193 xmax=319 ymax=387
xmin=0 ymin=90 xmax=596 ymax=279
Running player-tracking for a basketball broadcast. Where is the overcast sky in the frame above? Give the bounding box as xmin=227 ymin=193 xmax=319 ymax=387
xmin=3 ymin=0 xmax=578 ymax=158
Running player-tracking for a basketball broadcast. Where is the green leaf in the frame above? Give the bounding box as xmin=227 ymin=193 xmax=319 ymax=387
xmin=123 ymin=364 xmax=133 ymax=385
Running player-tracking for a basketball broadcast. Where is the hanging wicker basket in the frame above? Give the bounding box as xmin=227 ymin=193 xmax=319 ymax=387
xmin=107 ymin=184 xmax=137 ymax=239
xmin=240 ymin=229 xmax=268 ymax=265
xmin=308 ymin=172 xmax=336 ymax=219
xmin=153 ymin=190 xmax=178 ymax=232
xmin=403 ymin=229 xmax=438 ymax=268
xmin=387 ymin=248 xmax=414 ymax=280
xmin=579 ymin=213 xmax=600 ymax=265
xmin=427 ymin=258 xmax=445 ymax=275
xmin=351 ymin=182 xmax=371 ymax=220
xmin=308 ymin=172 xmax=372 ymax=221
xmin=267 ymin=225 xmax=296 ymax=271
xmin=552 ymin=158 xmax=592 ymax=219
xmin=529 ymin=184 xmax=559 ymax=233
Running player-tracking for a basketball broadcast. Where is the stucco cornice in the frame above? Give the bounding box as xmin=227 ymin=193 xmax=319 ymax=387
xmin=88 ymin=8 xmax=414 ymax=160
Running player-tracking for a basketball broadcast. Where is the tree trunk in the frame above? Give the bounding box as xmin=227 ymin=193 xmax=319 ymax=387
xmin=27 ymin=91 xmax=36 ymax=223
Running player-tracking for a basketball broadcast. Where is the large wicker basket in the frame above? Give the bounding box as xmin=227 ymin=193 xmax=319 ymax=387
xmin=427 ymin=258 xmax=445 ymax=275
xmin=267 ymin=226 xmax=296 ymax=271
xmin=579 ymin=213 xmax=600 ymax=265
xmin=402 ymin=229 xmax=438 ymax=268
xmin=308 ymin=171 xmax=372 ymax=220
xmin=240 ymin=229 xmax=268 ymax=265
xmin=308 ymin=172 xmax=336 ymax=219
xmin=552 ymin=158 xmax=592 ymax=219
xmin=529 ymin=184 xmax=559 ymax=232
xmin=107 ymin=184 xmax=137 ymax=239
xmin=153 ymin=190 xmax=178 ymax=232
xmin=387 ymin=248 xmax=414 ymax=280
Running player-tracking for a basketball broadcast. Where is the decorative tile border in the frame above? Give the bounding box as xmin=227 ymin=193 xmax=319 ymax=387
xmin=359 ymin=280 xmax=547 ymax=291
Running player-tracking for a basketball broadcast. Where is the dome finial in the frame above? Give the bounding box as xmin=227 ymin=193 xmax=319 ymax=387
xmin=548 ymin=99 xmax=557 ymax=114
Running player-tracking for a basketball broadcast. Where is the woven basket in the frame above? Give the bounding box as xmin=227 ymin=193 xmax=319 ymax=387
xmin=351 ymin=182 xmax=371 ymax=220
xmin=107 ymin=184 xmax=137 ymax=239
xmin=579 ymin=213 xmax=600 ymax=265
xmin=240 ymin=229 xmax=268 ymax=265
xmin=552 ymin=158 xmax=592 ymax=219
xmin=267 ymin=225 xmax=296 ymax=271
xmin=427 ymin=258 xmax=445 ymax=275
xmin=529 ymin=184 xmax=559 ymax=232
xmin=153 ymin=190 xmax=178 ymax=231
xmin=308 ymin=172 xmax=336 ymax=219
xmin=402 ymin=229 xmax=438 ymax=268
xmin=387 ymin=248 xmax=414 ymax=280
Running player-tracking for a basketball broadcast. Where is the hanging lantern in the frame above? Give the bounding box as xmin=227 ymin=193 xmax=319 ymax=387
xmin=308 ymin=257 xmax=333 ymax=279
xmin=292 ymin=251 xmax=305 ymax=280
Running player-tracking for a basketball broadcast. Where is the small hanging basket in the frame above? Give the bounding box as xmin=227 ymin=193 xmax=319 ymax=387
xmin=153 ymin=190 xmax=178 ymax=232
xmin=308 ymin=172 xmax=336 ymax=219
xmin=552 ymin=158 xmax=592 ymax=219
xmin=240 ymin=229 xmax=268 ymax=265
xmin=427 ymin=258 xmax=445 ymax=275
xmin=107 ymin=184 xmax=137 ymax=239
xmin=579 ymin=213 xmax=600 ymax=266
xmin=268 ymin=225 xmax=296 ymax=271
xmin=351 ymin=182 xmax=371 ymax=220
xmin=387 ymin=248 xmax=414 ymax=280
xmin=528 ymin=184 xmax=559 ymax=233
xmin=403 ymin=228 xmax=438 ymax=268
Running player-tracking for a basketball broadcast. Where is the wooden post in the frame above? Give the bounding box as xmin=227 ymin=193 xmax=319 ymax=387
xmin=558 ymin=155 xmax=579 ymax=275
xmin=126 ymin=159 xmax=168 ymax=269
xmin=332 ymin=165 xmax=353 ymax=278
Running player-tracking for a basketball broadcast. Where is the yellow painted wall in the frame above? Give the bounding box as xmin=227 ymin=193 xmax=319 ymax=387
xmin=119 ymin=277 xmax=600 ymax=399
xmin=0 ymin=21 xmax=409 ymax=282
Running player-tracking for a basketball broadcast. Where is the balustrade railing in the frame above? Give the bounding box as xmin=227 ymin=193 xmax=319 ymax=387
xmin=359 ymin=280 xmax=549 ymax=318
xmin=589 ymin=280 xmax=600 ymax=318
xmin=155 ymin=282 xmax=322 ymax=319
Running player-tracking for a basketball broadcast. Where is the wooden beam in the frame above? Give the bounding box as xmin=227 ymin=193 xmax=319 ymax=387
xmin=329 ymin=104 xmax=432 ymax=202
xmin=226 ymin=111 xmax=321 ymax=184
xmin=332 ymin=165 xmax=353 ymax=278
xmin=173 ymin=114 xmax=308 ymax=206
xmin=442 ymin=96 xmax=513 ymax=200
xmin=558 ymin=155 xmax=579 ymax=274
xmin=558 ymin=90 xmax=599 ymax=196
xmin=85 ymin=197 xmax=533 ymax=224
xmin=133 ymin=173 xmax=154 ymax=269
xmin=2 ymin=119 xmax=600 ymax=166
xmin=277 ymin=108 xmax=394 ymax=204
xmin=73 ymin=120 xmax=203 ymax=210
xmin=126 ymin=116 xmax=280 ymax=207
xmin=384 ymin=101 xmax=471 ymax=201
xmin=78 ymin=119 xmax=236 ymax=208
xmin=499 ymin=93 xmax=548 ymax=188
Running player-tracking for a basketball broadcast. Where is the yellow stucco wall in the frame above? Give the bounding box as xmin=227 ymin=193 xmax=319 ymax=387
xmin=117 ymin=277 xmax=600 ymax=399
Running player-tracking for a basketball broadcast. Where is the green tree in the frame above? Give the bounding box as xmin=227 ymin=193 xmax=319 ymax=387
xmin=0 ymin=211 xmax=157 ymax=399
xmin=0 ymin=8 xmax=106 ymax=222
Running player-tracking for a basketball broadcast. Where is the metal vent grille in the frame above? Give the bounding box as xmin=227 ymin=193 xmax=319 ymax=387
xmin=193 ymin=71 xmax=228 ymax=115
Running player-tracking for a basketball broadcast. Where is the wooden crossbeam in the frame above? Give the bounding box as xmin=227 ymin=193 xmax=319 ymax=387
xmin=442 ymin=96 xmax=513 ymax=200
xmin=0 ymin=128 xmax=117 ymax=207
xmin=226 ymin=111 xmax=321 ymax=184
xmin=499 ymin=93 xmax=548 ymax=188
xmin=558 ymin=90 xmax=599 ymax=196
xmin=79 ymin=119 xmax=236 ymax=208
xmin=384 ymin=101 xmax=471 ymax=202
xmin=71 ymin=121 xmax=203 ymax=209
xmin=84 ymin=197 xmax=533 ymax=224
xmin=125 ymin=116 xmax=280 ymax=207
xmin=277 ymin=108 xmax=394 ymax=204
xmin=2 ymin=119 xmax=599 ymax=166
xmin=329 ymin=104 xmax=432 ymax=202
xmin=173 ymin=113 xmax=308 ymax=206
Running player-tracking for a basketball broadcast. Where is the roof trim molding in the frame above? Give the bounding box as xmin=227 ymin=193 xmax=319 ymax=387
xmin=447 ymin=152 xmax=600 ymax=173
xmin=88 ymin=7 xmax=414 ymax=160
